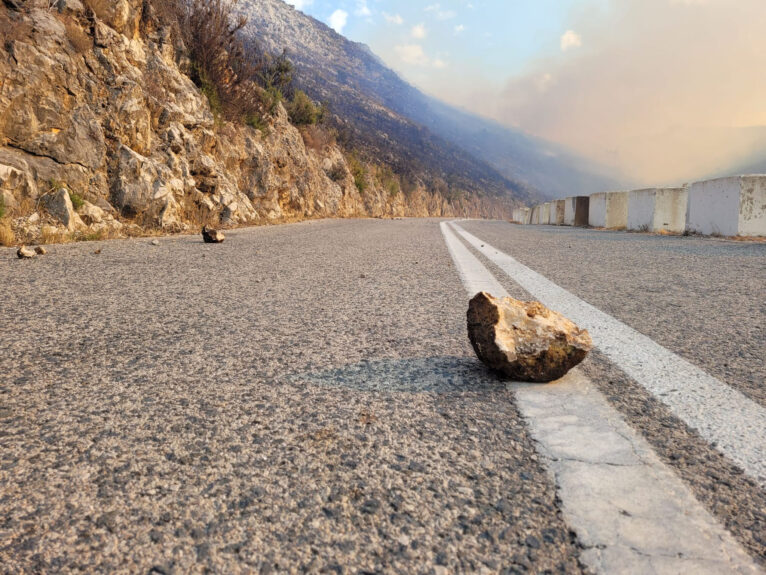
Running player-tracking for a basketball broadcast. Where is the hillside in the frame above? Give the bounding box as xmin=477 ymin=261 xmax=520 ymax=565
xmin=237 ymin=0 xmax=537 ymax=204
xmin=0 ymin=0 xmax=513 ymax=247
xmin=237 ymin=0 xmax=618 ymax=199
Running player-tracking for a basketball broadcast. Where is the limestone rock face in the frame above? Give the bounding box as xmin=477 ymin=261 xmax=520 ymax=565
xmin=467 ymin=292 xmax=592 ymax=382
xmin=84 ymin=0 xmax=142 ymax=38
xmin=40 ymin=189 xmax=84 ymax=231
xmin=0 ymin=3 xmax=510 ymax=245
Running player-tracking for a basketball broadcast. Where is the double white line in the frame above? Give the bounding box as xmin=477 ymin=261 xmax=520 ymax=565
xmin=441 ymin=220 xmax=763 ymax=574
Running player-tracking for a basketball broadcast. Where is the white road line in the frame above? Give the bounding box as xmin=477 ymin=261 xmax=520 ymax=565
xmin=440 ymin=221 xmax=762 ymax=574
xmin=451 ymin=221 xmax=766 ymax=488
xmin=441 ymin=222 xmax=509 ymax=297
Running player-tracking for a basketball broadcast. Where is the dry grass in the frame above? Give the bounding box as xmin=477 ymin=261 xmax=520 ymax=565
xmin=300 ymin=125 xmax=336 ymax=152
xmin=39 ymin=225 xmax=71 ymax=245
xmin=723 ymin=235 xmax=766 ymax=243
xmin=0 ymin=221 xmax=15 ymax=247
xmin=10 ymin=196 xmax=35 ymax=218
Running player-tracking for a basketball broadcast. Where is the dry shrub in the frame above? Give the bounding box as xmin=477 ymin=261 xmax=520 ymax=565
xmin=147 ymin=0 xmax=294 ymax=124
xmin=300 ymin=125 xmax=335 ymax=152
xmin=40 ymin=225 xmax=69 ymax=245
xmin=73 ymin=226 xmax=124 ymax=242
xmin=172 ymin=0 xmax=265 ymax=120
xmin=10 ymin=196 xmax=36 ymax=218
xmin=326 ymin=163 xmax=346 ymax=183
xmin=0 ymin=221 xmax=15 ymax=247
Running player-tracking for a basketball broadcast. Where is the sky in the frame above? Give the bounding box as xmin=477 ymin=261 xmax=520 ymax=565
xmin=287 ymin=0 xmax=766 ymax=186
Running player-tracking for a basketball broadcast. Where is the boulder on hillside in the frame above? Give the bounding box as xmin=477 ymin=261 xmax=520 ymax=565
xmin=77 ymin=200 xmax=105 ymax=225
xmin=40 ymin=189 xmax=84 ymax=231
xmin=467 ymin=292 xmax=592 ymax=382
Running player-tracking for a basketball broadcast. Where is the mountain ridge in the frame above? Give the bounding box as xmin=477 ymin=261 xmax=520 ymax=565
xmin=237 ymin=0 xmax=620 ymax=200
xmin=237 ymin=0 xmax=537 ymax=204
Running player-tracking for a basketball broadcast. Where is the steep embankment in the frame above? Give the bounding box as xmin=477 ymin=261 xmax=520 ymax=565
xmin=0 ymin=0 xmax=511 ymax=247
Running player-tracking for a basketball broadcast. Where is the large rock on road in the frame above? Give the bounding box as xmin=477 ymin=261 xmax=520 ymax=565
xmin=467 ymin=292 xmax=592 ymax=382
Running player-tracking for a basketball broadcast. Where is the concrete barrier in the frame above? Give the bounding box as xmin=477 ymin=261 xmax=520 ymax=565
xmin=530 ymin=205 xmax=540 ymax=224
xmin=523 ymin=207 xmax=532 ymax=224
xmin=627 ymin=189 xmax=655 ymax=231
xmin=564 ymin=196 xmax=590 ymax=226
xmin=550 ymin=200 xmax=565 ymax=225
xmin=588 ymin=193 xmax=607 ymax=227
xmin=686 ymin=175 xmax=766 ymax=237
xmin=589 ymin=191 xmax=627 ymax=229
xmin=628 ymin=188 xmax=688 ymax=233
xmin=541 ymin=203 xmax=550 ymax=225
xmin=654 ymin=188 xmax=689 ymax=233
xmin=512 ymin=207 xmax=531 ymax=224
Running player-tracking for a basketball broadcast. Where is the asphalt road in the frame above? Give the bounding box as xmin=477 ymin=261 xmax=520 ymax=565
xmin=1 ymin=218 xmax=764 ymax=573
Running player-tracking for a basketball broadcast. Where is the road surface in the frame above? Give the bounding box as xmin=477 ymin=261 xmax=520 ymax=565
xmin=1 ymin=218 xmax=764 ymax=573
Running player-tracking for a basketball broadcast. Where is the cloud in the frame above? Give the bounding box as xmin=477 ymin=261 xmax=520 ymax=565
xmin=355 ymin=0 xmax=371 ymax=17
xmin=328 ymin=9 xmax=348 ymax=34
xmin=454 ymin=24 xmax=465 ymax=34
xmin=383 ymin=12 xmax=404 ymax=25
xmin=425 ymin=3 xmax=457 ymax=20
xmin=487 ymin=0 xmax=766 ymax=185
xmin=287 ymin=0 xmax=313 ymax=9
xmin=411 ymin=24 xmax=427 ymax=39
xmin=560 ymin=30 xmax=582 ymax=51
xmin=394 ymin=44 xmax=447 ymax=69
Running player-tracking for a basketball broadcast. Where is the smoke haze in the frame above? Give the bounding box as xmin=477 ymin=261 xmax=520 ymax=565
xmin=486 ymin=0 xmax=766 ymax=186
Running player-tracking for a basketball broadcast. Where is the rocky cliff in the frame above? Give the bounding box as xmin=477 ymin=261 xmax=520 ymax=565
xmin=0 ymin=0 xmax=512 ymax=246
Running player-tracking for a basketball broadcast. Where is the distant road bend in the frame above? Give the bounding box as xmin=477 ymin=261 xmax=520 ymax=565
xmin=1 ymin=218 xmax=764 ymax=573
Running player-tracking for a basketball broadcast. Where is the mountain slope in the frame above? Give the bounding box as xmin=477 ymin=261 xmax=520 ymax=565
xmin=0 ymin=0 xmax=513 ymax=248
xmin=237 ymin=0 xmax=618 ymax=200
xmin=237 ymin=0 xmax=536 ymax=204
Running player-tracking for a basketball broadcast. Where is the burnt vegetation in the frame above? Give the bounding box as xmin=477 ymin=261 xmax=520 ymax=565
xmin=145 ymin=0 xmax=323 ymax=129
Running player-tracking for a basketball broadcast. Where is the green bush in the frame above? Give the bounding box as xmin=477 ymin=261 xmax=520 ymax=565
xmin=0 ymin=195 xmax=5 ymax=219
xmin=347 ymin=153 xmax=366 ymax=194
xmin=245 ymin=113 xmax=269 ymax=134
xmin=68 ymin=190 xmax=84 ymax=210
xmin=377 ymin=166 xmax=400 ymax=198
xmin=287 ymin=90 xmax=324 ymax=126
xmin=263 ymin=86 xmax=283 ymax=115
